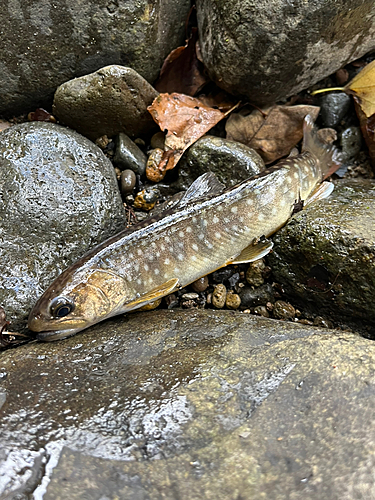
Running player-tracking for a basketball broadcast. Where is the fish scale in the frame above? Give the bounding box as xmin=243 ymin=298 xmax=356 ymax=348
xmin=28 ymin=115 xmax=341 ymax=340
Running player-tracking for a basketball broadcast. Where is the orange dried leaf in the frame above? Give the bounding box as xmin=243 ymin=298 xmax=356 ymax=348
xmin=345 ymin=60 xmax=375 ymax=118
xmin=147 ymin=93 xmax=237 ymax=180
xmin=225 ymin=105 xmax=320 ymax=164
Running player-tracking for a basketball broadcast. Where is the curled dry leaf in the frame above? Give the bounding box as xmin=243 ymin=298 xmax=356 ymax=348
xmin=345 ymin=60 xmax=375 ymax=118
xmin=225 ymin=105 xmax=320 ymax=164
xmin=154 ymin=28 xmax=210 ymax=97
xmin=147 ymin=93 xmax=238 ymax=181
xmin=28 ymin=108 xmax=56 ymax=123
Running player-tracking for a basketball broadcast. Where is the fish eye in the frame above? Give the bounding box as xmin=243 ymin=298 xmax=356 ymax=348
xmin=50 ymin=297 xmax=75 ymax=318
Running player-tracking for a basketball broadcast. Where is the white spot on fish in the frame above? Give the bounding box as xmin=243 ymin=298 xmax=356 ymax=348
xmin=164 ymin=258 xmax=170 ymax=265
xmin=137 ymin=278 xmax=142 ymax=285
xmin=129 ymin=253 xmax=134 ymax=259
xmin=178 ymin=231 xmax=184 ymax=238
xmin=134 ymin=263 xmax=140 ymax=272
xmin=178 ymin=254 xmax=184 ymax=261
xmin=192 ymin=243 xmax=198 ymax=251
xmin=258 ymin=213 xmax=265 ymax=221
xmin=151 ymin=242 xmax=157 ymax=248
xmin=186 ymin=226 xmax=192 ymax=233
xmin=272 ymin=206 xmax=278 ymax=215
xmin=239 ymin=216 xmax=244 ymax=223
xmin=206 ymin=241 xmax=213 ymax=249
xmin=192 ymin=217 xmax=197 ymax=223
xmin=161 ymin=244 xmax=166 ymax=251
xmin=246 ymin=198 xmax=253 ymax=206
xmin=213 ymin=216 xmax=219 ymax=224
xmin=231 ymin=206 xmax=238 ymax=214
xmin=217 ymin=205 xmax=223 ymax=212
xmin=174 ymin=267 xmax=179 ymax=273
xmin=165 ymin=236 xmax=170 ymax=243
xmin=144 ymin=264 xmax=149 ymax=271
xmin=191 ymin=255 xmax=197 ymax=261
xmin=202 ymin=219 xmax=208 ymax=227
xmin=294 ymin=172 xmax=299 ymax=179
xmin=154 ymin=268 xmax=160 ymax=275
xmin=215 ymin=232 xmax=221 ymax=239
xmin=198 ymin=233 xmax=205 ymax=240
xmin=137 ymin=249 xmax=143 ymax=256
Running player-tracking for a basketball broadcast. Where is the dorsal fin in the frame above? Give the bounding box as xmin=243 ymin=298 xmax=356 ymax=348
xmin=179 ymin=172 xmax=225 ymax=207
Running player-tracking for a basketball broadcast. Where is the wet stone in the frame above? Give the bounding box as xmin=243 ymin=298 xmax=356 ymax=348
xmin=0 ymin=310 xmax=374 ymax=499
xmin=113 ymin=133 xmax=147 ymax=175
xmin=340 ymin=126 xmax=362 ymax=162
xmin=0 ymin=122 xmax=125 ymax=332
xmin=191 ymin=276 xmax=209 ymax=293
xmin=253 ymin=305 xmax=270 ymax=318
xmin=212 ymin=284 xmax=227 ymax=309
xmin=150 ymin=132 xmax=165 ymax=150
xmin=120 ymin=169 xmax=137 ymax=196
xmin=269 ymin=179 xmax=375 ymax=333
xmin=319 ymin=92 xmax=352 ymax=128
xmin=246 ymin=259 xmax=266 ymax=287
xmin=212 ymin=267 xmax=236 ymax=284
xmin=171 ymin=135 xmax=265 ymax=191
xmin=273 ymin=300 xmax=296 ymax=320
xmin=225 ymin=291 xmax=241 ymax=310
xmin=53 ymin=66 xmax=159 ymax=141
xmin=239 ymin=283 xmax=275 ymax=309
xmin=133 ymin=187 xmax=160 ymax=211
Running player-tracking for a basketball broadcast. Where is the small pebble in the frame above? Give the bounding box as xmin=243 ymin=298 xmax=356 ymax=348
xmin=239 ymin=284 xmax=275 ymax=308
xmin=319 ymin=92 xmax=351 ymax=128
xmin=120 ymin=169 xmax=137 ymax=195
xmin=181 ymin=293 xmax=199 ymax=300
xmin=273 ymin=300 xmax=296 ymax=320
xmin=340 ymin=126 xmax=362 ymax=161
xmin=95 ymin=135 xmax=110 ymax=149
xmin=114 ymin=132 xmax=147 ymax=175
xmin=150 ymin=131 xmax=165 ymax=150
xmin=253 ymin=305 xmax=269 ymax=318
xmin=206 ymin=292 xmax=212 ymax=305
xmin=191 ymin=276 xmax=209 ymax=292
xmin=165 ymin=294 xmax=179 ymax=309
xmin=212 ymin=284 xmax=227 ymax=309
xmin=313 ymin=316 xmax=334 ymax=329
xmin=225 ymin=291 xmax=241 ymax=310
xmin=114 ymin=167 xmax=122 ymax=180
xmin=246 ymin=259 xmax=265 ymax=287
xmin=133 ymin=187 xmax=160 ymax=211
xmin=228 ymin=272 xmax=240 ymax=288
xmin=212 ymin=268 xmax=235 ymax=284
xmin=317 ymin=128 xmax=337 ymax=144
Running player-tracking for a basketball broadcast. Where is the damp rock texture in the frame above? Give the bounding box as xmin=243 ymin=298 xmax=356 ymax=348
xmin=269 ymin=179 xmax=375 ymax=333
xmin=0 ymin=0 xmax=190 ymax=115
xmin=196 ymin=0 xmax=375 ymax=105
xmin=0 ymin=309 xmax=375 ymax=499
xmin=53 ymin=66 xmax=159 ymax=141
xmin=0 ymin=122 xmax=125 ymax=331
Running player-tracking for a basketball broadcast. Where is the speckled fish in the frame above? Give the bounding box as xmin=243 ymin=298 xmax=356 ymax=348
xmin=28 ymin=115 xmax=341 ymax=340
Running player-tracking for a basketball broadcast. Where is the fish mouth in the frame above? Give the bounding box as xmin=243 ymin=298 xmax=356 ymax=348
xmin=35 ymin=327 xmax=85 ymax=341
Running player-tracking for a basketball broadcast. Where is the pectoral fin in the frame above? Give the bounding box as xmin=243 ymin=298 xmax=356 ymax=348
xmin=121 ymin=278 xmax=179 ymax=312
xmin=304 ymin=181 xmax=334 ymax=208
xmin=229 ymin=238 xmax=273 ymax=264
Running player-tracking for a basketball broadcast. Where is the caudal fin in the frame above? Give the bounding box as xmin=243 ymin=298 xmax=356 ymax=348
xmin=302 ymin=114 xmax=341 ymax=179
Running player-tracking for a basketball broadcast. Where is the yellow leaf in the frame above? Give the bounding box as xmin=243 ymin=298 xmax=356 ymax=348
xmin=345 ymin=60 xmax=375 ymax=118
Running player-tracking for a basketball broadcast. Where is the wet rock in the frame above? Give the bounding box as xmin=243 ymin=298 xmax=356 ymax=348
xmin=212 ymin=284 xmax=227 ymax=308
xmin=212 ymin=267 xmax=236 ymax=284
xmin=53 ymin=66 xmax=159 ymax=141
xmin=239 ymin=283 xmax=275 ymax=309
xmin=150 ymin=132 xmax=166 ymax=150
xmin=246 ymin=259 xmax=265 ymax=287
xmin=197 ymin=1 xmax=375 ymax=105
xmin=0 ymin=0 xmax=190 ymax=116
xmin=340 ymin=126 xmax=362 ymax=162
xmin=319 ymin=92 xmax=352 ymax=128
xmin=191 ymin=276 xmax=209 ymax=293
xmin=146 ymin=148 xmax=165 ymax=181
xmin=273 ymin=300 xmax=296 ymax=320
xmin=120 ymin=169 xmax=137 ymax=196
xmin=225 ymin=291 xmax=241 ymax=310
xmin=0 ymin=310 xmax=374 ymax=499
xmin=171 ymin=135 xmax=265 ymax=191
xmin=0 ymin=122 xmax=125 ymax=332
xmin=269 ymin=179 xmax=375 ymax=332
xmin=253 ymin=305 xmax=270 ymax=318
xmin=133 ymin=187 xmax=160 ymax=211
xmin=113 ymin=133 xmax=147 ymax=175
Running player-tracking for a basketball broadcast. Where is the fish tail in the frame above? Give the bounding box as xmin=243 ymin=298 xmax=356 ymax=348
xmin=302 ymin=114 xmax=341 ymax=179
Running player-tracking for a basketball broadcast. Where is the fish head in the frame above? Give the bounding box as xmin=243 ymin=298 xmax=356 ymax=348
xmin=28 ymin=267 xmax=128 ymax=341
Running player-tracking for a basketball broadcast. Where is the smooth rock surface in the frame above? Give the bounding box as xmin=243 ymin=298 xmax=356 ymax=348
xmin=0 ymin=122 xmax=125 ymax=331
xmin=196 ymin=0 xmax=375 ymax=104
xmin=170 ymin=135 xmax=265 ymax=191
xmin=0 ymin=309 xmax=374 ymax=499
xmin=269 ymin=179 xmax=375 ymax=333
xmin=0 ymin=0 xmax=190 ymax=115
xmin=53 ymin=66 xmax=159 ymax=140
xmin=114 ymin=132 xmax=148 ymax=174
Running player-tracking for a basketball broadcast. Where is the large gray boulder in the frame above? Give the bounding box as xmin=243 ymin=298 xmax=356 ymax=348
xmin=196 ymin=0 xmax=375 ymax=104
xmin=0 ymin=122 xmax=125 ymax=331
xmin=1 ymin=310 xmax=375 ymax=499
xmin=0 ymin=0 xmax=190 ymax=116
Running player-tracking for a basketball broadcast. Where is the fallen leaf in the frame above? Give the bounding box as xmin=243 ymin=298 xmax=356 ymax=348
xmin=354 ymin=96 xmax=375 ymax=165
xmin=147 ymin=93 xmax=238 ymax=181
xmin=225 ymin=105 xmax=320 ymax=164
xmin=155 ymin=28 xmax=210 ymax=96
xmin=345 ymin=60 xmax=375 ymax=118
xmin=28 ymin=108 xmax=56 ymax=122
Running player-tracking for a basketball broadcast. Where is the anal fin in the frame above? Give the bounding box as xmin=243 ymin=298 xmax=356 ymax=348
xmin=121 ymin=278 xmax=179 ymax=312
xmin=304 ymin=181 xmax=334 ymax=208
xmin=229 ymin=238 xmax=273 ymax=264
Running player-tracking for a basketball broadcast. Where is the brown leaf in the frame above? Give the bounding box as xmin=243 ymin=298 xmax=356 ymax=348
xmin=155 ymin=28 xmax=210 ymax=96
xmin=345 ymin=60 xmax=375 ymax=118
xmin=354 ymin=96 xmax=375 ymax=165
xmin=225 ymin=105 xmax=320 ymax=164
xmin=147 ymin=93 xmax=237 ymax=181
xmin=28 ymin=108 xmax=56 ymax=123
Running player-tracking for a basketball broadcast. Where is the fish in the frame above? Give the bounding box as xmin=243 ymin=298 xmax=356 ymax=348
xmin=28 ymin=115 xmax=341 ymax=341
